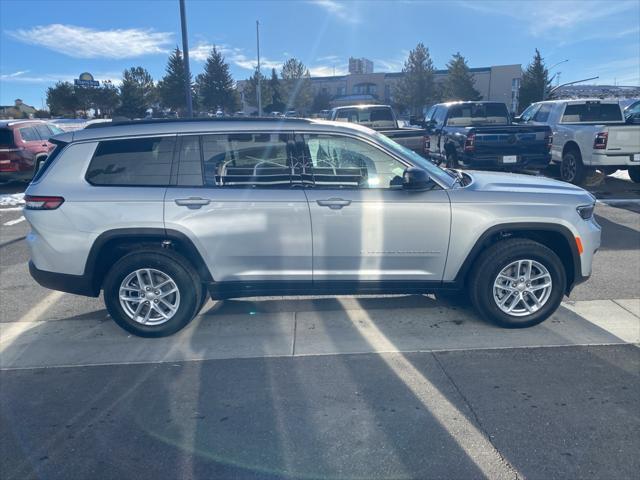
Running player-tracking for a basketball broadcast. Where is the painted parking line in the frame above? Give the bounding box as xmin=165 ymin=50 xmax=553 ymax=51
xmin=3 ymin=215 xmax=25 ymax=226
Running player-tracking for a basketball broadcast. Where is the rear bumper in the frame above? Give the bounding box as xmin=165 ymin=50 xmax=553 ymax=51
xmin=460 ymin=153 xmax=551 ymax=170
xmin=590 ymin=152 xmax=640 ymax=167
xmin=29 ymin=261 xmax=99 ymax=297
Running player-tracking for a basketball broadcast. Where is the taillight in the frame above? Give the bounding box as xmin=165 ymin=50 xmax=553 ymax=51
xmin=24 ymin=195 xmax=65 ymax=210
xmin=593 ymin=132 xmax=608 ymax=150
xmin=424 ymin=135 xmax=431 ymax=153
xmin=464 ymin=132 xmax=476 ymax=152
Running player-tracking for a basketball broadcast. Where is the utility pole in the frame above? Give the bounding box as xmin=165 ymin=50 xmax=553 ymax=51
xmin=179 ymin=0 xmax=193 ymax=118
xmin=256 ymin=20 xmax=262 ymax=116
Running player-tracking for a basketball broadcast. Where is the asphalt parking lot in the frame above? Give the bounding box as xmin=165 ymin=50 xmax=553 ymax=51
xmin=1 ymin=173 xmax=639 ymax=480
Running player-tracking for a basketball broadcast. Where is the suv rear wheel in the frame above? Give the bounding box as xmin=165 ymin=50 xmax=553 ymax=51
xmin=103 ymin=250 xmax=203 ymax=337
xmin=469 ymin=239 xmax=566 ymax=328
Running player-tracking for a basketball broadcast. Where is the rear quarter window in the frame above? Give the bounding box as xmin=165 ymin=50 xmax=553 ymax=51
xmin=19 ymin=126 xmax=39 ymax=142
xmin=86 ymin=136 xmax=176 ymax=186
xmin=0 ymin=128 xmax=15 ymax=146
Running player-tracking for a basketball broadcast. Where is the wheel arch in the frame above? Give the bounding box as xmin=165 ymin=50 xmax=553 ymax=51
xmin=85 ymin=228 xmax=213 ymax=294
xmin=562 ymin=140 xmax=581 ymax=159
xmin=454 ymin=223 xmax=580 ymax=294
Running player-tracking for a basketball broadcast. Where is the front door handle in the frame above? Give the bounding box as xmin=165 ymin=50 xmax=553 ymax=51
xmin=175 ymin=197 xmax=210 ymax=209
xmin=317 ymin=198 xmax=351 ymax=210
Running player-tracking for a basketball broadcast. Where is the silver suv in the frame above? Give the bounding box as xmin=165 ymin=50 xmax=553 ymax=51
xmin=25 ymin=118 xmax=601 ymax=337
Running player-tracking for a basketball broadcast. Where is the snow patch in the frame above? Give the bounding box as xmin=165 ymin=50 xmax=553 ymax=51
xmin=0 ymin=193 xmax=25 ymax=208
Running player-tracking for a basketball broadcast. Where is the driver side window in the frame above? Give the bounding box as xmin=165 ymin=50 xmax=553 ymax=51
xmin=300 ymin=134 xmax=406 ymax=189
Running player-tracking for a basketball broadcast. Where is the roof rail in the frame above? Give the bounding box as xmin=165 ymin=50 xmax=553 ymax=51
xmin=84 ymin=117 xmax=313 ymax=129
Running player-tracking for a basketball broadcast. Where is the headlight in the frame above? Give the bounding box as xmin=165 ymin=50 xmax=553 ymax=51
xmin=577 ymin=203 xmax=595 ymax=220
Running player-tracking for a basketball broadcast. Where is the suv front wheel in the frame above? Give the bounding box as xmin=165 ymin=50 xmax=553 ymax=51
xmin=469 ymin=239 xmax=566 ymax=328
xmin=103 ymin=250 xmax=203 ymax=337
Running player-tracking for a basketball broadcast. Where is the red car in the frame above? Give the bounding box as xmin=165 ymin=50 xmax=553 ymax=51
xmin=0 ymin=120 xmax=64 ymax=182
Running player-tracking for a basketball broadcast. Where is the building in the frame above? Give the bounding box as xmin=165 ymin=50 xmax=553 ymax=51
xmin=0 ymin=99 xmax=37 ymax=119
xmin=348 ymin=57 xmax=374 ymax=75
xmin=237 ymin=63 xmax=523 ymax=115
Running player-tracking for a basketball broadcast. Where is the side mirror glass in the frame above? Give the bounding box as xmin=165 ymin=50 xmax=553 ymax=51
xmin=402 ymin=167 xmax=432 ymax=191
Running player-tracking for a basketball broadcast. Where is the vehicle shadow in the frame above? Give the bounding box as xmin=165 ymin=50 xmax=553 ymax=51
xmin=594 ymin=213 xmax=640 ymax=250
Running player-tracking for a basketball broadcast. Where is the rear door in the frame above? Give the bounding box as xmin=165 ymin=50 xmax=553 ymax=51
xmin=164 ymin=131 xmax=312 ymax=283
xmin=298 ymin=132 xmax=450 ymax=284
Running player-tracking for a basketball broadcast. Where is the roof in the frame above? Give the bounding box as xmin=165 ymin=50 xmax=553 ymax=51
xmin=0 ymin=119 xmax=47 ymax=128
xmin=332 ymin=104 xmax=391 ymax=110
xmin=53 ymin=117 xmax=377 ymax=143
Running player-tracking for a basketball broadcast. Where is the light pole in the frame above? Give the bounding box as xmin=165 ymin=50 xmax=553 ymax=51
xmin=543 ymin=59 xmax=568 ymax=100
xmin=548 ymin=76 xmax=599 ymax=99
xmin=179 ymin=0 xmax=194 ymax=118
xmin=256 ymin=20 xmax=262 ymax=117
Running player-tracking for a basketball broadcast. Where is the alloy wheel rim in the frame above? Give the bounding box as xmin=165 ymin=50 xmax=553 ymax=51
xmin=492 ymin=259 xmax=552 ymax=317
xmin=119 ymin=268 xmax=180 ymax=326
xmin=562 ymin=156 xmax=576 ymax=181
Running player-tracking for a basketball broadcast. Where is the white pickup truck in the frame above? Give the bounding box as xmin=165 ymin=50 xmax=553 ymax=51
xmin=515 ymin=99 xmax=640 ymax=184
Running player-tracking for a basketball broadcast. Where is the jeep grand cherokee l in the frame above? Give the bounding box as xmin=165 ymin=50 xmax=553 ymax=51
xmin=24 ymin=118 xmax=601 ymax=337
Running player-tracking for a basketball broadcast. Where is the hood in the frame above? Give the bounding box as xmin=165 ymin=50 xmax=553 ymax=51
xmin=462 ymin=170 xmax=595 ymax=204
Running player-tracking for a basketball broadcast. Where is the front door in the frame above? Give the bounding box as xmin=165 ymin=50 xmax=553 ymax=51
xmin=164 ymin=132 xmax=312 ymax=283
xmin=298 ymin=133 xmax=451 ymax=284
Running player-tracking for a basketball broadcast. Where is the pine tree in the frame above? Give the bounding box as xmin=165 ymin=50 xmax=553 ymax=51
xmin=280 ymin=58 xmax=313 ymax=113
xmin=195 ymin=46 xmax=238 ymax=113
xmin=442 ymin=52 xmax=481 ymax=101
xmin=243 ymin=68 xmax=271 ymax=110
xmin=158 ymin=47 xmax=193 ymax=115
xmin=518 ymin=49 xmax=550 ymax=113
xmin=115 ymin=67 xmax=156 ymax=119
xmin=394 ymin=43 xmax=437 ymax=116
xmin=267 ymin=68 xmax=284 ymax=112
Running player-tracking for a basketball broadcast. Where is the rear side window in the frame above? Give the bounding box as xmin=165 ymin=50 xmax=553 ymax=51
xmin=0 ymin=128 xmax=15 ymax=146
xmin=201 ymin=133 xmax=292 ymax=187
xmin=19 ymin=127 xmax=39 ymax=142
xmin=86 ymin=136 xmax=175 ymax=186
xmin=562 ymin=103 xmax=623 ymax=122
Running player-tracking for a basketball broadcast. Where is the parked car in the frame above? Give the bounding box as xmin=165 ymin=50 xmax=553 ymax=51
xmin=330 ymin=105 xmax=428 ymax=157
xmin=0 ymin=120 xmax=63 ymax=182
xmin=25 ymin=117 xmax=599 ymax=337
xmin=515 ymin=99 xmax=640 ymax=184
xmin=284 ymin=110 xmax=298 ymax=117
xmin=424 ymin=101 xmax=552 ymax=171
xmin=623 ymin=100 xmax=640 ymax=124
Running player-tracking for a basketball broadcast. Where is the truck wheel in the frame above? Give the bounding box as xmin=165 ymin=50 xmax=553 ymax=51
xmin=469 ymin=239 xmax=566 ymax=329
xmin=629 ymin=166 xmax=640 ymax=183
xmin=103 ymin=250 xmax=203 ymax=337
xmin=560 ymin=150 xmax=587 ymax=184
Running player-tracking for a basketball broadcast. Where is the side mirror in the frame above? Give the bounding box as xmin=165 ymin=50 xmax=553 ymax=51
xmin=403 ymin=167 xmax=432 ymax=191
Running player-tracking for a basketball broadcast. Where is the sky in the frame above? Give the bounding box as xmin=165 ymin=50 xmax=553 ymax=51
xmin=1 ymin=0 xmax=639 ymax=108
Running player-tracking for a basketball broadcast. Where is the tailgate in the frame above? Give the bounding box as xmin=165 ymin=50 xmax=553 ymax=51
xmin=605 ymin=126 xmax=640 ymax=154
xmin=472 ymin=126 xmax=551 ymax=155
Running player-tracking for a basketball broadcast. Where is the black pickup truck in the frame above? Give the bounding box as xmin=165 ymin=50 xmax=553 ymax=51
xmin=330 ymin=105 xmax=428 ymax=157
xmin=424 ymin=101 xmax=552 ymax=171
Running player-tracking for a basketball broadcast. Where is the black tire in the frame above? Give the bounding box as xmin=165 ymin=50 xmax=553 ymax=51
xmin=560 ymin=149 xmax=588 ymax=185
xmin=468 ymin=239 xmax=566 ymax=329
xmin=103 ymin=250 xmax=203 ymax=337
xmin=629 ymin=166 xmax=640 ymax=183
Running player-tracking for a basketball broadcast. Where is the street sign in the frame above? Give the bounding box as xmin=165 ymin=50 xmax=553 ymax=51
xmin=74 ymin=72 xmax=99 ymax=87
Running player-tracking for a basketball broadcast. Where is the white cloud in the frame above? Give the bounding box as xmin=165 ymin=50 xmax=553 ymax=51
xmin=456 ymin=0 xmax=638 ymax=37
xmin=310 ymin=0 xmax=361 ymax=23
xmin=6 ymin=24 xmax=173 ymax=59
xmin=309 ymin=64 xmax=348 ymax=76
xmin=0 ymin=70 xmax=122 ymax=85
xmin=190 ymin=42 xmax=283 ymax=72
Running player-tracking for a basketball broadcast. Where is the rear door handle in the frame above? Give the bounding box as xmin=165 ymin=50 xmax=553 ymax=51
xmin=175 ymin=197 xmax=210 ymax=209
xmin=316 ymin=198 xmax=351 ymax=210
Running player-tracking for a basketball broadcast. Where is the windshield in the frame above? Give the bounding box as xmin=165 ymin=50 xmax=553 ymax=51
xmin=335 ymin=108 xmax=397 ymax=129
xmin=447 ymin=103 xmax=510 ymax=126
xmin=372 ymin=130 xmax=455 ymax=187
